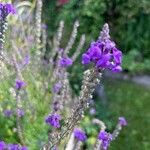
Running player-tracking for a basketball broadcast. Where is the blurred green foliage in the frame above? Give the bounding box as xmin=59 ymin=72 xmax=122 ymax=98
xmin=104 ymin=79 xmax=150 ymax=150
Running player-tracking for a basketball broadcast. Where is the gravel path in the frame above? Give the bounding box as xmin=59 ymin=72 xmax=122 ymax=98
xmin=104 ymin=70 xmax=150 ymax=88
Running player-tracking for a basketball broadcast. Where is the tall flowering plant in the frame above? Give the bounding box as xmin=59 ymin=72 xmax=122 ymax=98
xmin=0 ymin=1 xmax=127 ymax=150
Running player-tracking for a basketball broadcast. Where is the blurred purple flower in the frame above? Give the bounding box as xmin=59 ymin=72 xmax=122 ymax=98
xmin=15 ymin=79 xmax=26 ymax=90
xmin=23 ymin=55 xmax=30 ymax=66
xmin=59 ymin=56 xmax=73 ymax=68
xmin=16 ymin=109 xmax=25 ymax=118
xmin=3 ymin=109 xmax=13 ymax=117
xmin=53 ymin=82 xmax=62 ymax=93
xmin=7 ymin=144 xmax=19 ymax=150
xmin=118 ymin=117 xmax=127 ymax=126
xmin=0 ymin=141 xmax=28 ymax=150
xmin=45 ymin=114 xmax=61 ymax=128
xmin=0 ymin=141 xmax=6 ymax=150
xmin=82 ymin=53 xmax=90 ymax=64
xmin=89 ymin=108 xmax=96 ymax=115
xmin=21 ymin=146 xmax=28 ymax=150
xmin=0 ymin=3 xmax=15 ymax=18
xmin=53 ymin=146 xmax=58 ymax=150
xmin=73 ymin=128 xmax=87 ymax=142
xmin=98 ymin=131 xmax=112 ymax=150
xmin=41 ymin=24 xmax=47 ymax=30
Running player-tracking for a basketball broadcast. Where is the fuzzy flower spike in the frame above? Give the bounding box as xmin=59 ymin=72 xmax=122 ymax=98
xmin=98 ymin=131 xmax=112 ymax=150
xmin=0 ymin=3 xmax=15 ymax=51
xmin=82 ymin=23 xmax=122 ymax=72
xmin=73 ymin=128 xmax=87 ymax=142
xmin=45 ymin=113 xmax=61 ymax=128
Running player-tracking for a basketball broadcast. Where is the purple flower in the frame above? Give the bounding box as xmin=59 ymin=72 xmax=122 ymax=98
xmin=16 ymin=109 xmax=25 ymax=118
xmin=112 ymin=65 xmax=122 ymax=72
xmin=41 ymin=24 xmax=47 ymax=30
xmin=59 ymin=56 xmax=73 ymax=68
xmin=82 ymin=24 xmax=122 ymax=72
xmin=73 ymin=128 xmax=87 ymax=142
xmin=0 ymin=3 xmax=15 ymax=18
xmin=3 ymin=109 xmax=13 ymax=117
xmin=52 ymin=146 xmax=58 ymax=150
xmin=0 ymin=142 xmax=27 ymax=150
xmin=118 ymin=117 xmax=127 ymax=126
xmin=23 ymin=55 xmax=30 ymax=66
xmin=45 ymin=114 xmax=61 ymax=128
xmin=89 ymin=108 xmax=96 ymax=115
xmin=7 ymin=144 xmax=19 ymax=150
xmin=15 ymin=79 xmax=26 ymax=90
xmin=53 ymin=82 xmax=62 ymax=93
xmin=82 ymin=53 xmax=90 ymax=64
xmin=0 ymin=141 xmax=6 ymax=150
xmin=21 ymin=146 xmax=28 ymax=150
xmin=98 ymin=131 xmax=112 ymax=150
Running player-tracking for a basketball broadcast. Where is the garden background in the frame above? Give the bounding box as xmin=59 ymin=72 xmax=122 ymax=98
xmin=0 ymin=0 xmax=150 ymax=149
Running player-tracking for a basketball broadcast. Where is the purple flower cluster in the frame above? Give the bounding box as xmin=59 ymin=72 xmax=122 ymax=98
xmin=118 ymin=117 xmax=127 ymax=126
xmin=45 ymin=113 xmax=61 ymax=128
xmin=3 ymin=109 xmax=25 ymax=118
xmin=98 ymin=131 xmax=112 ymax=150
xmin=73 ymin=128 xmax=87 ymax=142
xmin=0 ymin=141 xmax=5 ymax=150
xmin=52 ymin=82 xmax=62 ymax=93
xmin=0 ymin=141 xmax=27 ymax=150
xmin=3 ymin=109 xmax=13 ymax=117
xmin=15 ymin=79 xmax=26 ymax=90
xmin=82 ymin=25 xmax=122 ymax=72
xmin=59 ymin=56 xmax=73 ymax=68
xmin=89 ymin=108 xmax=96 ymax=115
xmin=0 ymin=3 xmax=15 ymax=18
xmin=16 ymin=109 xmax=25 ymax=118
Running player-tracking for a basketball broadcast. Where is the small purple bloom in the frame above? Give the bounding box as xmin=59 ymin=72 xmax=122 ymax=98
xmin=23 ymin=55 xmax=30 ymax=66
xmin=73 ymin=128 xmax=87 ymax=142
xmin=52 ymin=146 xmax=58 ymax=150
xmin=21 ymin=146 xmax=28 ymax=150
xmin=7 ymin=144 xmax=19 ymax=150
xmin=0 ymin=3 xmax=15 ymax=18
xmin=41 ymin=24 xmax=47 ymax=30
xmin=98 ymin=131 xmax=112 ymax=150
xmin=89 ymin=108 xmax=96 ymax=115
xmin=45 ymin=114 xmax=61 ymax=128
xmin=59 ymin=56 xmax=73 ymax=68
xmin=53 ymin=82 xmax=62 ymax=93
xmin=15 ymin=79 xmax=26 ymax=90
xmin=118 ymin=117 xmax=127 ymax=126
xmin=112 ymin=65 xmax=122 ymax=72
xmin=0 ymin=141 xmax=6 ymax=150
xmin=82 ymin=53 xmax=90 ymax=64
xmin=16 ymin=109 xmax=25 ymax=118
xmin=3 ymin=109 xmax=13 ymax=117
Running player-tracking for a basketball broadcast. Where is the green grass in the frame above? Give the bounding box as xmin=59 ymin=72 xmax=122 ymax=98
xmin=96 ymin=79 xmax=150 ymax=150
